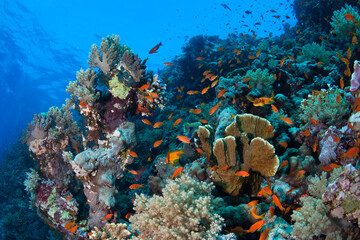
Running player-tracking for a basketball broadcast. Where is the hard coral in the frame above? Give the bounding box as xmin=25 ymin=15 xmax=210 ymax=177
xmin=129 ymin=173 xmax=224 ymax=240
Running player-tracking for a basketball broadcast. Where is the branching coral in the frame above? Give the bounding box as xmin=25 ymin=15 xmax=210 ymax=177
xmin=117 ymin=50 xmax=145 ymax=85
xmin=299 ymin=88 xmax=350 ymax=125
xmin=297 ymin=42 xmax=332 ymax=64
xmin=90 ymin=223 xmax=131 ymax=240
xmin=88 ymin=35 xmax=122 ymax=74
xmin=129 ymin=173 xmax=224 ymax=240
xmin=244 ymin=68 xmax=275 ymax=94
xmin=67 ymin=68 xmax=100 ymax=106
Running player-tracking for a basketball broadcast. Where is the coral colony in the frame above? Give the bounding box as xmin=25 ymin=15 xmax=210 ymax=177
xmin=19 ymin=1 xmax=360 ymax=240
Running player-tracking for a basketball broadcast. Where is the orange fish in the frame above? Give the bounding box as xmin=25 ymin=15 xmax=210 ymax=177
xmin=79 ymin=101 xmax=88 ymax=108
xmin=210 ymin=75 xmax=218 ymax=81
xmin=177 ymin=135 xmax=191 ymax=144
xmin=342 ymin=147 xmax=359 ymax=158
xmin=272 ymin=194 xmax=285 ymax=211
xmin=66 ymin=196 xmax=73 ymax=201
xmin=286 ymin=187 xmax=295 ymax=194
xmin=139 ymin=84 xmax=150 ymax=90
xmin=173 ymin=118 xmax=182 ymax=127
xmin=219 ymin=166 xmax=230 ymax=171
xmin=217 ymin=89 xmax=226 ymax=98
xmin=279 ymin=160 xmax=288 ymax=169
xmin=266 ymin=125 xmax=274 ymax=133
xmin=187 ymin=90 xmax=200 ymax=95
xmin=196 ymin=57 xmax=205 ymax=60
xmin=149 ymin=92 xmax=159 ymax=98
xmin=168 ymin=112 xmax=173 ymax=120
xmin=251 ymin=207 xmax=265 ymax=219
xmin=302 ymin=130 xmax=311 ymax=137
xmin=153 ymin=121 xmax=164 ymax=128
xmin=255 ymin=49 xmax=261 ymax=58
xmin=258 ymin=186 xmax=272 ymax=197
xmin=102 ymin=213 xmax=113 ymax=221
xmin=288 ymin=55 xmax=295 ymax=62
xmin=163 ymin=62 xmax=173 ymax=66
xmin=142 ymin=119 xmax=152 ymax=125
xmin=145 ymin=96 xmax=154 ymax=102
xmin=73 ymin=146 xmax=79 ymax=154
xmin=295 ymin=170 xmax=305 ymax=180
xmin=333 ymin=135 xmax=340 ymax=143
xmin=313 ymin=141 xmax=317 ymax=152
xmin=234 ymin=171 xmax=249 ymax=177
xmin=280 ymin=57 xmax=287 ymax=67
xmin=246 ymin=220 xmax=266 ymax=233
xmin=129 ymin=184 xmax=144 ymax=190
xmin=128 ymin=170 xmax=138 ymax=175
xmin=269 ymin=206 xmax=275 ymax=217
xmin=338 ymin=76 xmax=344 ymax=90
xmin=344 ymin=13 xmax=355 ymax=21
xmin=149 ymin=42 xmax=162 ymax=54
xmin=199 ymin=119 xmax=208 ymax=124
xmin=321 ymin=165 xmax=333 ymax=172
xmin=125 ymin=213 xmax=134 ymax=219
xmin=271 ymin=104 xmax=278 ymax=112
xmin=210 ymin=80 xmax=219 ymax=88
xmin=242 ymin=77 xmax=251 ymax=83
xmin=248 ymin=55 xmax=256 ymax=59
xmin=309 ymin=118 xmax=318 ymax=125
xmin=196 ymin=148 xmax=205 ymax=155
xmin=247 ymin=200 xmax=259 ymax=207
xmin=201 ymin=87 xmax=210 ymax=95
xmin=166 ymin=149 xmax=185 ymax=164
xmin=259 ymin=228 xmax=270 ymax=240
xmin=279 ymin=142 xmax=288 ymax=148
xmin=352 ymin=35 xmax=358 ymax=45
xmin=64 ymin=222 xmax=76 ymax=230
xmin=330 ymin=163 xmax=341 ymax=168
xmin=171 ymin=166 xmax=184 ymax=179
xmin=193 ymin=109 xmax=202 ymax=114
xmin=280 ymin=117 xmax=293 ymax=125
xmin=69 ymin=225 xmax=78 ymax=234
xmin=128 ymin=151 xmax=138 ymax=158
xmin=153 ymin=139 xmax=163 ymax=148
xmin=209 ymin=103 xmax=220 ymax=115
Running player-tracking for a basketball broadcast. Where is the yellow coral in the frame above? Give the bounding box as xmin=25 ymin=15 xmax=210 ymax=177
xmin=198 ymin=125 xmax=214 ymax=162
xmin=225 ymin=114 xmax=274 ymax=139
xmin=242 ymin=137 xmax=279 ymax=177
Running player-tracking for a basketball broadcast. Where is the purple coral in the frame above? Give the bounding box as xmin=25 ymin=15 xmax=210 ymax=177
xmin=350 ymin=60 xmax=360 ymax=92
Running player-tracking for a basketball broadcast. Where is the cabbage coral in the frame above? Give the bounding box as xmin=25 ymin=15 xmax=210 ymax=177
xmin=129 ymin=173 xmax=224 ymax=240
xmin=297 ymin=42 xmax=332 ymax=64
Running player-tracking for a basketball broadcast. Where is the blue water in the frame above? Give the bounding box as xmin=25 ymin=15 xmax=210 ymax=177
xmin=0 ymin=0 xmax=296 ymax=160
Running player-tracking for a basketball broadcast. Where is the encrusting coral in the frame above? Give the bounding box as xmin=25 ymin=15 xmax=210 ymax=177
xmin=129 ymin=173 xmax=224 ymax=240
